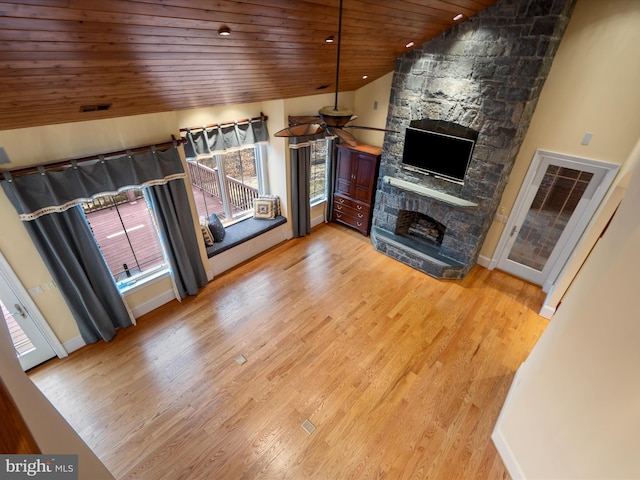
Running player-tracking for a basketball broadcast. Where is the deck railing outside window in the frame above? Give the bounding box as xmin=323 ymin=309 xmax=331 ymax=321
xmin=226 ymin=175 xmax=258 ymax=211
xmin=82 ymin=191 xmax=167 ymax=283
xmin=186 ymin=160 xmax=222 ymax=199
xmin=187 ymin=155 xmax=259 ymax=223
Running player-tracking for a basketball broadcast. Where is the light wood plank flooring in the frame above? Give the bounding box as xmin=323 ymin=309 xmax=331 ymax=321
xmin=29 ymin=223 xmax=548 ymax=479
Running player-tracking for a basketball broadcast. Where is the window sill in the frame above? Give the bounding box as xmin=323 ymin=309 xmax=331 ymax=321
xmin=310 ymin=198 xmax=327 ymax=208
xmin=118 ymin=267 xmax=171 ymax=295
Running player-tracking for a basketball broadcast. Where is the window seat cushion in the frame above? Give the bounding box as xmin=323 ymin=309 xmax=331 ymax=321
xmin=206 ymin=215 xmax=287 ymax=258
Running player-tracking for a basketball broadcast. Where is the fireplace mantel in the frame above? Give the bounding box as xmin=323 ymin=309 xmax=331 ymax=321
xmin=382 ymin=176 xmax=478 ymax=208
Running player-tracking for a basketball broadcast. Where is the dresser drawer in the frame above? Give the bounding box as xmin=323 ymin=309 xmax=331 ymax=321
xmin=333 ymin=195 xmax=370 ymax=215
xmin=333 ymin=200 xmax=370 ymax=220
xmin=333 ymin=210 xmax=369 ymax=234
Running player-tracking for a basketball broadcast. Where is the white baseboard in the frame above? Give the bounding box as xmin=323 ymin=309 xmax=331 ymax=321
xmin=62 ymin=288 xmax=175 ymax=354
xmin=63 ymin=336 xmax=86 ymax=354
xmin=539 ymin=303 xmax=556 ymax=319
xmin=477 ymin=255 xmax=492 ymax=268
xmin=491 ymin=428 xmax=527 ymax=480
xmin=129 ymin=289 xmax=176 ymax=319
xmin=311 ymin=213 xmax=326 ymax=229
xmin=491 ymin=363 xmax=528 ymax=480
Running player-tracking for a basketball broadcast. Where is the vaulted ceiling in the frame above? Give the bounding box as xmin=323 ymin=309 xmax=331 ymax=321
xmin=0 ymin=0 xmax=499 ymax=131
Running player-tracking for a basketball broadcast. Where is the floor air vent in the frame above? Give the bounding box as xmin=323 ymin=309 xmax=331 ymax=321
xmin=80 ymin=103 xmax=112 ymax=112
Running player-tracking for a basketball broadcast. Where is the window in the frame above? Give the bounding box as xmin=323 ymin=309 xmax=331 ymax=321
xmin=309 ymin=138 xmax=330 ymax=204
xmin=187 ymin=145 xmax=265 ymax=225
xmin=83 ymin=189 xmax=167 ymax=285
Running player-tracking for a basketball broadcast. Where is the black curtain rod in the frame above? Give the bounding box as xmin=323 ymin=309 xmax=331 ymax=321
xmin=3 ymin=136 xmax=185 ymax=178
xmin=179 ymin=113 xmax=268 ymax=133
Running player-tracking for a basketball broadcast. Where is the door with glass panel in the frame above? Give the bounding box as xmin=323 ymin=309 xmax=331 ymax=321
xmin=0 ymin=275 xmax=56 ymax=371
xmin=495 ymin=150 xmax=618 ymax=291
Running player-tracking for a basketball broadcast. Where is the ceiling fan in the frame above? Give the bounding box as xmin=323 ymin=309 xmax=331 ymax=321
xmin=274 ymin=0 xmax=392 ymax=147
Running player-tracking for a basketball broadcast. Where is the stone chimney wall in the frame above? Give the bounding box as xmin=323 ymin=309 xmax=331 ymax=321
xmin=371 ymin=0 xmax=577 ymax=278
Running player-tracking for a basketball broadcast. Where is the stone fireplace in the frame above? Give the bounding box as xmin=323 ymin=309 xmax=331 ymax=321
xmin=370 ymin=0 xmax=576 ymax=279
xmin=371 ymin=177 xmax=484 ymax=277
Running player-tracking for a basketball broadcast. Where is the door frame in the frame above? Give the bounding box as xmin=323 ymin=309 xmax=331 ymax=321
xmin=490 ymin=149 xmax=619 ymax=292
xmin=0 ymin=251 xmax=67 ymax=359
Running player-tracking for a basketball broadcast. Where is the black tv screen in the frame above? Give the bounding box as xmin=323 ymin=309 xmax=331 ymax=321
xmin=401 ymin=126 xmax=475 ymax=184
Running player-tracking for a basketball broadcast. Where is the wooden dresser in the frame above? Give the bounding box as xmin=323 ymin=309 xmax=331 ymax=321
xmin=331 ymin=143 xmax=382 ymax=236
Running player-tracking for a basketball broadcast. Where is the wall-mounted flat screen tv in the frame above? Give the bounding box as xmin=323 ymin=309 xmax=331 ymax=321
xmin=401 ymin=126 xmax=476 ymax=184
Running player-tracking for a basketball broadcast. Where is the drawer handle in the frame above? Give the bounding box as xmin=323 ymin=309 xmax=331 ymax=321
xmin=358 ymin=213 xmax=364 ymax=218
xmin=336 ymin=205 xmax=342 ymax=210
xmin=357 ymin=205 xmax=363 ymax=210
xmin=336 ymin=213 xmax=342 ymax=218
xmin=339 ymin=198 xmax=345 ymax=203
xmin=357 ymin=222 xmax=363 ymax=227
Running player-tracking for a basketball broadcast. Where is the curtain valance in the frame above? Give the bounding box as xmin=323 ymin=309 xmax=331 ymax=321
xmin=1 ymin=144 xmax=185 ymax=221
xmin=183 ymin=117 xmax=269 ymax=157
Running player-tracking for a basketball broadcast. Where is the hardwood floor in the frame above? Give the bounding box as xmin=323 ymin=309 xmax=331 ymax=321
xmin=28 ymin=223 xmax=548 ymax=479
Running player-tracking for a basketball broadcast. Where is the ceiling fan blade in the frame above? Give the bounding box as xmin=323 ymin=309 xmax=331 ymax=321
xmin=289 ymin=115 xmax=322 ymax=125
xmin=333 ymin=128 xmax=358 ymax=147
xmin=274 ymin=123 xmax=326 ymax=137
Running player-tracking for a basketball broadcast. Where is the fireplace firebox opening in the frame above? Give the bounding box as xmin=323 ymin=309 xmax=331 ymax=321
xmin=395 ymin=210 xmax=445 ymax=246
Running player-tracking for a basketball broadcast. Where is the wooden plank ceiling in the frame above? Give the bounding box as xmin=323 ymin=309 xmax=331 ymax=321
xmin=0 ymin=0 xmax=499 ymax=131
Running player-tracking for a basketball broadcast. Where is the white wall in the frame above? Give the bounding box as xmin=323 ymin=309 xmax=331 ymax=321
xmin=493 ymin=138 xmax=640 ymax=479
xmin=352 ymin=72 xmax=393 ymax=147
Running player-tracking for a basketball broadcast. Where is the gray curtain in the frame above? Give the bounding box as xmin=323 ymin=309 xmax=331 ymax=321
xmin=1 ymin=143 xmax=206 ymax=342
xmin=184 ymin=117 xmax=269 ymax=156
xmin=1 ymin=148 xmax=185 ymax=217
xmin=289 ymin=136 xmax=313 ymax=237
xmin=20 ymin=206 xmax=133 ymax=343
xmin=289 ymin=135 xmax=336 ymax=236
xmin=146 ymin=181 xmax=208 ymax=299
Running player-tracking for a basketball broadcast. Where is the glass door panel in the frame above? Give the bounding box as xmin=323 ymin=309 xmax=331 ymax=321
xmin=507 ymin=166 xmax=593 ymax=271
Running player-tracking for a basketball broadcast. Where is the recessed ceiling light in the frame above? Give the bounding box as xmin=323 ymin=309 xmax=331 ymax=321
xmin=325 ymin=36 xmax=335 ymax=43
xmin=453 ymin=13 xmax=464 ymax=21
xmin=218 ymin=26 xmax=231 ymax=36
xmin=405 ymin=41 xmax=415 ymax=49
